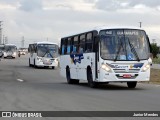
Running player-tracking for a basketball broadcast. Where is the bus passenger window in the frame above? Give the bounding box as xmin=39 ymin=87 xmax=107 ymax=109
xmin=67 ymin=46 xmax=70 ymax=54
xmin=79 ymin=34 xmax=85 ymax=53
xmin=85 ymin=33 xmax=93 ymax=52
xmin=61 ymin=39 xmax=67 ymax=55
xmin=67 ymin=38 xmax=71 ymax=54
xmin=73 ymin=36 xmax=79 ymax=53
xmin=73 ymin=46 xmax=77 ymax=53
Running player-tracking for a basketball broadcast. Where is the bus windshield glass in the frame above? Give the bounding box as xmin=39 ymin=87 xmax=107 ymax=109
xmin=0 ymin=45 xmax=4 ymax=51
xmin=37 ymin=44 xmax=58 ymax=58
xmin=4 ymin=45 xmax=16 ymax=52
xmin=100 ymin=29 xmax=150 ymax=61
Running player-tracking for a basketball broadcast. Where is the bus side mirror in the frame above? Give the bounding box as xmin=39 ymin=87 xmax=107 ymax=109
xmin=149 ymin=53 xmax=153 ymax=66
xmin=147 ymin=35 xmax=153 ymax=53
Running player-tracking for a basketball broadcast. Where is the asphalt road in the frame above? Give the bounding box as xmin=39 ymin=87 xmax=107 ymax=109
xmin=0 ymin=55 xmax=160 ymax=120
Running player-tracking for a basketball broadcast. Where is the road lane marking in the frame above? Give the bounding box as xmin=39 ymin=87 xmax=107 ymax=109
xmin=17 ymin=79 xmax=24 ymax=82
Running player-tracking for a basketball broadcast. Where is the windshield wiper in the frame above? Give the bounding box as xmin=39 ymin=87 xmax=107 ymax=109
xmin=42 ymin=48 xmax=53 ymax=58
xmin=128 ymin=39 xmax=140 ymax=62
xmin=114 ymin=39 xmax=124 ymax=62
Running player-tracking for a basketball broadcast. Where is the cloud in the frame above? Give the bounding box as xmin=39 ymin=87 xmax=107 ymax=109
xmin=93 ymin=0 xmax=160 ymax=11
xmin=94 ymin=0 xmax=123 ymax=11
xmin=0 ymin=0 xmax=18 ymax=4
xmin=19 ymin=0 xmax=43 ymax=11
xmin=128 ymin=0 xmax=160 ymax=7
xmin=0 ymin=0 xmax=160 ymax=47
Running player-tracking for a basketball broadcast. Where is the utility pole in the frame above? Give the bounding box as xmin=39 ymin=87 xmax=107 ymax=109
xmin=21 ymin=36 xmax=25 ymax=47
xmin=5 ymin=36 xmax=8 ymax=44
xmin=0 ymin=21 xmax=3 ymax=44
xmin=139 ymin=22 xmax=142 ymax=28
xmin=3 ymin=35 xmax=5 ymax=44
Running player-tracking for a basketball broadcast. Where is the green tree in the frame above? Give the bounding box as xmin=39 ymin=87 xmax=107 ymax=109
xmin=151 ymin=43 xmax=159 ymax=58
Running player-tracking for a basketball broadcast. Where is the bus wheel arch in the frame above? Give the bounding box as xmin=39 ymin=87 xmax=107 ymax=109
xmin=66 ymin=66 xmax=72 ymax=84
xmin=66 ymin=66 xmax=79 ymax=84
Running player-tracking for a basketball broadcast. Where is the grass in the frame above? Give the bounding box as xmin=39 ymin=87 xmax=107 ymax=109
xmin=149 ymin=69 xmax=160 ymax=84
xmin=153 ymin=58 xmax=160 ymax=64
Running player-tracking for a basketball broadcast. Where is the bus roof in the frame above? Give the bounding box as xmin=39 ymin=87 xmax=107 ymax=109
xmin=4 ymin=44 xmax=16 ymax=46
xmin=61 ymin=26 xmax=145 ymax=39
xmin=95 ymin=26 xmax=145 ymax=31
xmin=31 ymin=41 xmax=58 ymax=45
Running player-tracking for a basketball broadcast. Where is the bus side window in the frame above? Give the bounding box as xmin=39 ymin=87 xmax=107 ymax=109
xmin=61 ymin=39 xmax=65 ymax=55
xmin=67 ymin=38 xmax=71 ymax=54
xmin=31 ymin=44 xmax=34 ymax=53
xmin=70 ymin=37 xmax=74 ymax=53
xmin=73 ymin=36 xmax=79 ymax=53
xmin=64 ymin=39 xmax=68 ymax=54
xmin=79 ymin=34 xmax=85 ymax=53
xmin=85 ymin=33 xmax=93 ymax=52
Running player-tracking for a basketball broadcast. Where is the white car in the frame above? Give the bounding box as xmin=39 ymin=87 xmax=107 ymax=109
xmin=19 ymin=50 xmax=26 ymax=55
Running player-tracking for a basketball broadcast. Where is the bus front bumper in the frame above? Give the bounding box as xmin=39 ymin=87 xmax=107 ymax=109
xmin=36 ymin=60 xmax=58 ymax=67
xmin=98 ymin=71 xmax=150 ymax=82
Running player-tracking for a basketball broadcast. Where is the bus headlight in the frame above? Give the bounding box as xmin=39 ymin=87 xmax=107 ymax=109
xmin=13 ymin=52 xmax=16 ymax=56
xmin=142 ymin=64 xmax=150 ymax=72
xmin=37 ymin=57 xmax=42 ymax=61
xmin=101 ymin=64 xmax=112 ymax=72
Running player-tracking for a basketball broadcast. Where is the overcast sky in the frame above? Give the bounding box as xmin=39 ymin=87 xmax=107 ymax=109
xmin=0 ymin=0 xmax=160 ymax=47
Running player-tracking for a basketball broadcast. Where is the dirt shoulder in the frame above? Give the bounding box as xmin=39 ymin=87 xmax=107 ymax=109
xmin=149 ymin=69 xmax=160 ymax=84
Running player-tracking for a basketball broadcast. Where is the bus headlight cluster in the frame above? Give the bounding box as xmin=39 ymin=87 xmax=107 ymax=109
xmin=13 ymin=52 xmax=16 ymax=56
xmin=142 ymin=64 xmax=150 ymax=72
xmin=37 ymin=57 xmax=42 ymax=61
xmin=101 ymin=64 xmax=112 ymax=72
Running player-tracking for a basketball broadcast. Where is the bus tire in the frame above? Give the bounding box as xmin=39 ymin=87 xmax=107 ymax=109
xmin=66 ymin=67 xmax=79 ymax=84
xmin=52 ymin=66 xmax=55 ymax=69
xmin=34 ymin=59 xmax=37 ymax=68
xmin=29 ymin=59 xmax=31 ymax=67
xmin=87 ymin=68 xmax=97 ymax=88
xmin=127 ymin=82 xmax=137 ymax=88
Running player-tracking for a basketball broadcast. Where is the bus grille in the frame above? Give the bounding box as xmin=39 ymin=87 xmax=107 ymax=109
xmin=113 ymin=69 xmax=140 ymax=73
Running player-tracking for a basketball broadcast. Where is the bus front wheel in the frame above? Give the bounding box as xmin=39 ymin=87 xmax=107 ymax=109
xmin=87 ymin=68 xmax=97 ymax=88
xmin=127 ymin=82 xmax=137 ymax=88
xmin=34 ymin=59 xmax=37 ymax=68
xmin=66 ymin=68 xmax=79 ymax=84
xmin=29 ymin=59 xmax=31 ymax=67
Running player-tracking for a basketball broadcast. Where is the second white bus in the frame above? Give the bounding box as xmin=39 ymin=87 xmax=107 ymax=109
xmin=3 ymin=44 xmax=17 ymax=58
xmin=28 ymin=42 xmax=59 ymax=69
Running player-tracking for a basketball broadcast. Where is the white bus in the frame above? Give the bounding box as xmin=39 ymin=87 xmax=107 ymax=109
xmin=60 ymin=27 xmax=152 ymax=88
xmin=3 ymin=44 xmax=17 ymax=58
xmin=28 ymin=42 xmax=59 ymax=69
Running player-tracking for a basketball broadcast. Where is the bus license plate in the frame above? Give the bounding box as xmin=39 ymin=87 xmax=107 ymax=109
xmin=123 ymin=74 xmax=131 ymax=78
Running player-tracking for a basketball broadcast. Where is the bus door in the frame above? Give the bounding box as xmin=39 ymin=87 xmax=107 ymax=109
xmin=94 ymin=36 xmax=99 ymax=80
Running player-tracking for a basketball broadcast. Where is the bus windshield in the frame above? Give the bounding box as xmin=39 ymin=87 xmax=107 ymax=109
xmin=37 ymin=44 xmax=58 ymax=58
xmin=0 ymin=45 xmax=4 ymax=51
xmin=4 ymin=45 xmax=16 ymax=52
xmin=100 ymin=29 xmax=150 ymax=61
